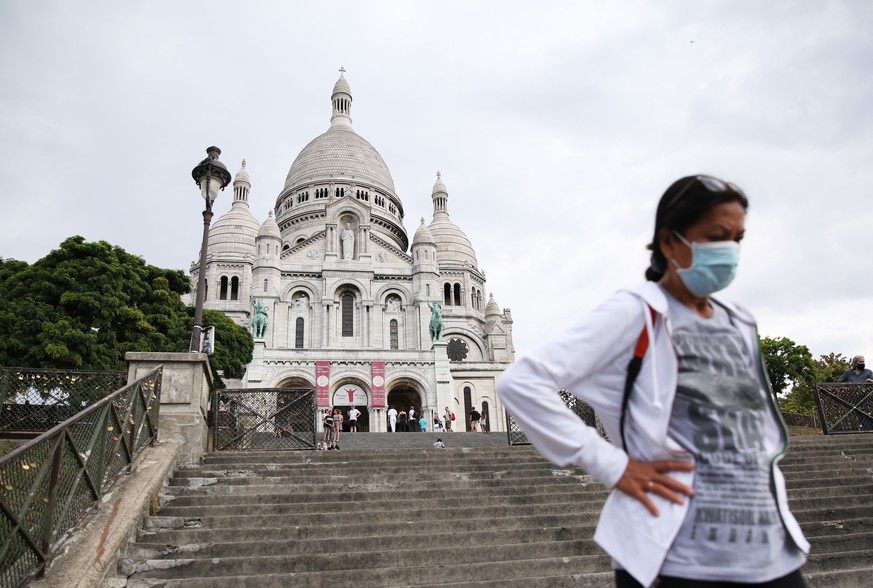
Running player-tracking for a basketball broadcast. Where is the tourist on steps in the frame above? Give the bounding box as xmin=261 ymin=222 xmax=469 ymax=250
xmin=388 ymin=406 xmax=397 ymax=432
xmin=498 ymin=175 xmax=809 ymax=588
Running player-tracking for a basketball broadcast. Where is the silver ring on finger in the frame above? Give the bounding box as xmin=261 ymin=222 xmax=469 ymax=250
xmin=646 ymin=481 xmax=655 ymax=491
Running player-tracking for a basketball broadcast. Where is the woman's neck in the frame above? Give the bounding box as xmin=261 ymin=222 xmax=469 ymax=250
xmin=658 ymin=274 xmax=713 ymax=318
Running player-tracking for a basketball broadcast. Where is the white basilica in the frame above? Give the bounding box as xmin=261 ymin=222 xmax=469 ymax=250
xmin=191 ymin=72 xmax=514 ymax=432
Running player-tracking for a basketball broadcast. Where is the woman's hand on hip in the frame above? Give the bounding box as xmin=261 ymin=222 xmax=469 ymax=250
xmin=615 ymin=458 xmax=695 ymax=517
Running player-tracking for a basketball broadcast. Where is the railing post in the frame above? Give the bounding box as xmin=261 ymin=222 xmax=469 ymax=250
xmin=38 ymin=431 xmax=65 ymax=575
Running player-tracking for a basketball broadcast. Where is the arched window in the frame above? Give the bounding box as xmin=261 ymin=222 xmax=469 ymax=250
xmin=454 ymin=283 xmax=462 ymax=307
xmin=263 ymin=279 xmax=268 ymax=293
xmin=444 ymin=283 xmax=451 ymax=306
xmin=203 ymin=279 xmax=208 ymax=300
xmin=230 ymin=277 xmax=239 ymax=301
xmin=219 ymin=276 xmax=228 ymax=300
xmin=295 ymin=317 xmax=304 ymax=349
xmin=425 ymin=284 xmax=430 ymax=297
xmin=463 ymin=387 xmax=473 ymax=432
xmin=390 ymin=319 xmax=398 ymax=350
xmin=341 ymin=293 xmax=354 ymax=337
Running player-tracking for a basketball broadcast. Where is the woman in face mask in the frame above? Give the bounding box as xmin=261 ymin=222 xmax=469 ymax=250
xmin=498 ymin=175 xmax=809 ymax=588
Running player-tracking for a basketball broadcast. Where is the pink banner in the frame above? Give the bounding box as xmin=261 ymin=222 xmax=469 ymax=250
xmin=371 ymin=362 xmax=386 ymax=408
xmin=316 ymin=361 xmax=330 ymax=407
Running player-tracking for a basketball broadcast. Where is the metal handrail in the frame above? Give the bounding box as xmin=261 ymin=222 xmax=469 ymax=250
xmin=814 ymin=382 xmax=873 ymax=435
xmin=0 ymin=367 xmax=162 ymax=587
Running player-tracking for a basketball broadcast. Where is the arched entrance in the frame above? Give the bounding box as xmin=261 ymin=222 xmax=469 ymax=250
xmin=387 ymin=384 xmax=422 ymax=432
xmin=331 ymin=382 xmax=371 ymax=432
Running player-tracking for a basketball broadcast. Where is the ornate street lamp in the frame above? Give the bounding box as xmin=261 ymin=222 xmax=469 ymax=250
xmin=189 ymin=146 xmax=232 ymax=352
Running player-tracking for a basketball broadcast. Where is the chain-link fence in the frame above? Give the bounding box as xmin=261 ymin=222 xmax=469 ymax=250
xmin=1 ymin=369 xmax=128 ymax=437
xmin=507 ymin=389 xmax=605 ymax=446
xmin=814 ymin=383 xmax=873 ymax=435
xmin=0 ymin=367 xmax=161 ymax=587
xmin=212 ymin=388 xmax=316 ymax=451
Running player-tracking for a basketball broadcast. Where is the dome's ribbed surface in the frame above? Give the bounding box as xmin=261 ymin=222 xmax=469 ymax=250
xmin=485 ymin=294 xmax=501 ymax=316
xmin=430 ymin=216 xmax=478 ymax=267
xmin=258 ymin=212 xmax=281 ymax=240
xmin=282 ymin=126 xmax=396 ymax=196
xmin=412 ymin=218 xmax=435 ymax=245
xmin=207 ymin=202 xmax=259 ymax=256
xmin=332 ymin=76 xmax=351 ymax=95
xmin=234 ymin=160 xmax=251 ymax=186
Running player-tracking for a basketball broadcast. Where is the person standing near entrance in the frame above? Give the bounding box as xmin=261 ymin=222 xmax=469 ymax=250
xmin=409 ymin=406 xmax=418 ymax=431
xmin=480 ymin=410 xmax=488 ymax=433
xmin=470 ymin=408 xmax=481 ymax=432
xmin=398 ymin=408 xmax=408 ymax=432
xmin=333 ymin=408 xmax=343 ymax=450
xmin=322 ymin=409 xmax=335 ymax=450
xmin=388 ymin=406 xmax=397 ymax=432
xmin=348 ymin=406 xmax=361 ymax=432
xmin=444 ymin=406 xmax=453 ymax=432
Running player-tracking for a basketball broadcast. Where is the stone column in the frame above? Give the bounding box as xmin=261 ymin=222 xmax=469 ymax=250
xmin=125 ymin=352 xmax=213 ymax=465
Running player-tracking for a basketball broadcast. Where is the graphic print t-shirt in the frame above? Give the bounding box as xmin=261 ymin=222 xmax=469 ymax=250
xmin=659 ymin=292 xmax=805 ymax=582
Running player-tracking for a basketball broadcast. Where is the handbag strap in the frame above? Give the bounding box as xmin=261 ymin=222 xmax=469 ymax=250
xmin=619 ymin=305 xmax=657 ymax=451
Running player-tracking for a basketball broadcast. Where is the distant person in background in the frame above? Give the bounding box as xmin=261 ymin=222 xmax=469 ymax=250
xmin=444 ymin=406 xmax=453 ymax=432
xmin=480 ymin=410 xmax=488 ymax=433
xmin=432 ymin=438 xmax=446 ymax=449
xmin=419 ymin=415 xmax=427 ymax=432
xmin=838 ymin=355 xmax=873 ymax=383
xmin=322 ymin=409 xmax=335 ymax=450
xmin=409 ymin=406 xmax=418 ymax=431
xmin=388 ymin=406 xmax=397 ymax=432
xmin=398 ymin=408 xmax=408 ymax=432
xmin=333 ymin=408 xmax=343 ymax=450
xmin=348 ymin=406 xmax=361 ymax=432
xmin=470 ymin=408 xmax=480 ymax=432
xmin=433 ymin=416 xmax=443 ymax=432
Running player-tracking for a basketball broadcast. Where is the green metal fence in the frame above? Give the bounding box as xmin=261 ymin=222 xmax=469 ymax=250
xmin=1 ymin=369 xmax=128 ymax=438
xmin=0 ymin=367 xmax=161 ymax=587
xmin=815 ymin=383 xmax=873 ymax=434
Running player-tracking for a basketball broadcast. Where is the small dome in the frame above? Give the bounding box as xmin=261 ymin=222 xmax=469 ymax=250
xmin=412 ymin=217 xmax=435 ymax=245
xmin=428 ymin=173 xmax=477 ymax=267
xmin=207 ymin=201 xmax=259 ymax=257
xmin=234 ymin=159 xmax=251 ymax=186
xmin=485 ymin=294 xmax=501 ymax=317
xmin=332 ymin=74 xmax=351 ymax=96
xmin=432 ymin=172 xmax=447 ymax=196
xmin=257 ymin=211 xmax=281 ymax=240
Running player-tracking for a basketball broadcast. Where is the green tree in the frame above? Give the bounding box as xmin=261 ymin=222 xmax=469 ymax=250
xmin=0 ymin=236 xmax=252 ymax=387
xmin=759 ymin=336 xmax=815 ymax=399
xmin=781 ymin=352 xmax=852 ymax=415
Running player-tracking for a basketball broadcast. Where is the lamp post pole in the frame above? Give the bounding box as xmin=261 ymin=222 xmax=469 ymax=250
xmin=189 ymin=146 xmax=231 ymax=353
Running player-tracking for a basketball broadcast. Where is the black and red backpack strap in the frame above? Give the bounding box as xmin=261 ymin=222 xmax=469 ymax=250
xmin=619 ymin=304 xmax=657 ymax=451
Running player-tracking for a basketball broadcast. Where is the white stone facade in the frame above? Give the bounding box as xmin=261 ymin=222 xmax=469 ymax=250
xmin=191 ymin=72 xmax=514 ymax=432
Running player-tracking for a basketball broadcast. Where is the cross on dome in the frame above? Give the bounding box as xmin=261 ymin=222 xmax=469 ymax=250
xmin=338 ymin=66 xmax=346 ymax=77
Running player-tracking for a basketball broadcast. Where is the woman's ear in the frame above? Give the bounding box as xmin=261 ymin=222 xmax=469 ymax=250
xmin=657 ymin=228 xmax=674 ymax=260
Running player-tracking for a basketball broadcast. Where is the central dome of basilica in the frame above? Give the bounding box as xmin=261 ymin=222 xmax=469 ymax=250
xmin=282 ymin=126 xmax=396 ymax=196
xmin=281 ymin=72 xmax=397 ymax=199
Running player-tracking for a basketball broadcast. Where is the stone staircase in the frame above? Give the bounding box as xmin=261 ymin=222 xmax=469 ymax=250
xmin=116 ymin=433 xmax=873 ymax=587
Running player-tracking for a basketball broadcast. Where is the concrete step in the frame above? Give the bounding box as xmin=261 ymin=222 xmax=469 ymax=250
xmin=120 ymin=434 xmax=873 ymax=587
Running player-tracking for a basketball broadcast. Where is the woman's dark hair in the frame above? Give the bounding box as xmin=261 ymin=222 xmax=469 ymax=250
xmin=645 ymin=175 xmax=749 ymax=281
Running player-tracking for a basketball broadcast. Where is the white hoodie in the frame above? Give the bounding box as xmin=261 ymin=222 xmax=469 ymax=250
xmin=496 ymin=282 xmax=809 ymax=587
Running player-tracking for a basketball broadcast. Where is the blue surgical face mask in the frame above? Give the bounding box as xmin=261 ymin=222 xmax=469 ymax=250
xmin=671 ymin=231 xmax=740 ymax=297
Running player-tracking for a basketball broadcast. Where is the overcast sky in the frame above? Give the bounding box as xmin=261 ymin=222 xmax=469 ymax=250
xmin=1 ymin=1 xmax=871 ymax=362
